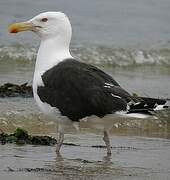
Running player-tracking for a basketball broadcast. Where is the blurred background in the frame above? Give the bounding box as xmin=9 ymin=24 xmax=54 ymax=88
xmin=0 ymin=0 xmax=170 ymax=136
xmin=1 ymin=0 xmax=170 ymax=94
xmin=0 ymin=1 xmax=170 ymax=180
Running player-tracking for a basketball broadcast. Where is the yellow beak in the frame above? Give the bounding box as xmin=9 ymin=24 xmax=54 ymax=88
xmin=8 ymin=22 xmax=33 ymax=33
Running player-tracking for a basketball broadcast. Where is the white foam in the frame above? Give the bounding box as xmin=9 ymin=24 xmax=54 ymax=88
xmin=0 ymin=46 xmax=36 ymax=61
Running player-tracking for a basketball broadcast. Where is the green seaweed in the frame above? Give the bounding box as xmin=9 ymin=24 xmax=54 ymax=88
xmin=0 ymin=83 xmax=33 ymax=97
xmin=13 ymin=128 xmax=29 ymax=139
xmin=0 ymin=128 xmax=82 ymax=146
xmin=0 ymin=128 xmax=57 ymax=145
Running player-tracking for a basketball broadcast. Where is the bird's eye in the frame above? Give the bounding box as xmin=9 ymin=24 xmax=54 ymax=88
xmin=41 ymin=18 xmax=48 ymax=22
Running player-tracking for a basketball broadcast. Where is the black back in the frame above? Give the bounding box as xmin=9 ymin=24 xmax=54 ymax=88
xmin=37 ymin=59 xmax=131 ymax=121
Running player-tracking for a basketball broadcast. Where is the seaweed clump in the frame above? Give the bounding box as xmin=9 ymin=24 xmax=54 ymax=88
xmin=0 ymin=128 xmax=57 ymax=145
xmin=0 ymin=83 xmax=33 ymax=97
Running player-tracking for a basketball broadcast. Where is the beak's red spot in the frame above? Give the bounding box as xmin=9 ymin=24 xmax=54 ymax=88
xmin=10 ymin=28 xmax=18 ymax=33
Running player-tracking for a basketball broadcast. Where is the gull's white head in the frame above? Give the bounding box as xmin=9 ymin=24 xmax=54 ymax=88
xmin=9 ymin=11 xmax=72 ymax=43
xmin=9 ymin=11 xmax=73 ymax=72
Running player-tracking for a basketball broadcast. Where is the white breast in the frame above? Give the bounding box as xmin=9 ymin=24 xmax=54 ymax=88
xmin=33 ymin=73 xmax=60 ymax=120
xmin=32 ymin=30 xmax=72 ymax=121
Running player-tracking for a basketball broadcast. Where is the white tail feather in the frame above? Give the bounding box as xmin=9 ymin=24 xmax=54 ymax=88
xmin=115 ymin=111 xmax=152 ymax=119
xmin=154 ymin=105 xmax=166 ymax=111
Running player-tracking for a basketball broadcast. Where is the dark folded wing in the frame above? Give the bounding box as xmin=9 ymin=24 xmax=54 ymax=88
xmin=37 ymin=59 xmax=131 ymax=121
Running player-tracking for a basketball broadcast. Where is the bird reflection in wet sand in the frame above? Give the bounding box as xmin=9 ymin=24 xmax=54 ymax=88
xmin=51 ymin=152 xmax=113 ymax=179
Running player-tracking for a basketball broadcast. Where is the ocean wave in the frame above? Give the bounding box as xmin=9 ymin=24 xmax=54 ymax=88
xmin=0 ymin=45 xmax=170 ymax=67
xmin=0 ymin=45 xmax=36 ymax=61
xmin=72 ymin=46 xmax=170 ymax=66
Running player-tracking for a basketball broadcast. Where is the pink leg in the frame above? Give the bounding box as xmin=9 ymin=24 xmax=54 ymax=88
xmin=0 ymin=128 xmax=4 ymax=134
xmin=103 ymin=130 xmax=112 ymax=155
xmin=56 ymin=131 xmax=64 ymax=154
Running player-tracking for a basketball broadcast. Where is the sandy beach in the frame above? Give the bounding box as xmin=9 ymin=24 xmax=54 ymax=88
xmin=0 ymin=0 xmax=170 ymax=179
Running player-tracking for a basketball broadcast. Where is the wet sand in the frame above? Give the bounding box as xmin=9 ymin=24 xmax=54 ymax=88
xmin=1 ymin=0 xmax=170 ymax=179
xmin=0 ymin=64 xmax=169 ymax=179
xmin=0 ymin=95 xmax=170 ymax=180
xmin=1 ymin=133 xmax=170 ymax=180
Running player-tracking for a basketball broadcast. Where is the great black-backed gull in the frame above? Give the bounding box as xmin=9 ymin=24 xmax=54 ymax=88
xmin=9 ymin=12 xmax=168 ymax=155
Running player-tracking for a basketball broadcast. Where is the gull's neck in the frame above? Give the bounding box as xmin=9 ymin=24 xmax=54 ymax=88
xmin=34 ymin=36 xmax=72 ymax=76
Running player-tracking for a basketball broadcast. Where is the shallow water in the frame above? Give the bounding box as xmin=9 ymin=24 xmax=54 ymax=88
xmin=0 ymin=0 xmax=170 ymax=179
xmin=1 ymin=0 xmax=170 ymax=48
xmin=1 ymin=135 xmax=170 ymax=180
xmin=0 ymin=93 xmax=170 ymax=180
